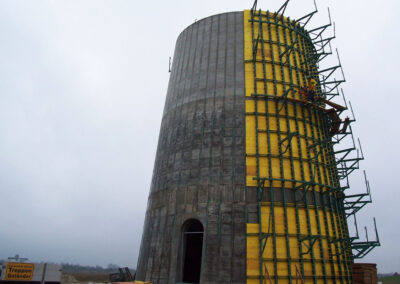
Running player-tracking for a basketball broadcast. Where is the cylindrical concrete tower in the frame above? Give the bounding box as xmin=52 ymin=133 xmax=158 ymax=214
xmin=137 ymin=9 xmax=355 ymax=284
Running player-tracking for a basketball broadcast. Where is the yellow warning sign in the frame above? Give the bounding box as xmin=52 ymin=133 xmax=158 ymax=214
xmin=5 ymin=262 xmax=34 ymax=281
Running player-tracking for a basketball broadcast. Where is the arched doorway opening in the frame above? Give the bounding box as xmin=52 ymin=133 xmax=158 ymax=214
xmin=182 ymin=219 xmax=204 ymax=283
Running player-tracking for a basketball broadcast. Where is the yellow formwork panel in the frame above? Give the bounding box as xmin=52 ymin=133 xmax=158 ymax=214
xmin=243 ymin=8 xmax=334 ymax=190
xmin=245 ymin=107 xmax=332 ymax=188
xmin=243 ymin=9 xmax=351 ymax=283
xmin=246 ymin=203 xmax=349 ymax=281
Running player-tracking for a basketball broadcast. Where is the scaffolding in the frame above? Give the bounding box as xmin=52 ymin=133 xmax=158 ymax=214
xmin=245 ymin=1 xmax=379 ymax=283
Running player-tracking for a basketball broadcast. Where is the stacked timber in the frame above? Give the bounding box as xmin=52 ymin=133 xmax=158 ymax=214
xmin=352 ymin=263 xmax=378 ymax=284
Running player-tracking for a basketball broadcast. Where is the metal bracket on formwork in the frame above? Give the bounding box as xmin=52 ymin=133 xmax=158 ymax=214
xmin=315 ymin=42 xmax=333 ymax=63
xmin=300 ymin=235 xmax=319 ymax=255
xmin=351 ymin=218 xmax=380 ymax=259
xmin=344 ymin=170 xmax=372 ymax=217
xmin=253 ymin=33 xmax=261 ymax=58
xmin=318 ymin=63 xmax=341 ymax=83
xmin=321 ymin=77 xmax=344 ymax=96
xmin=328 ymin=237 xmax=353 ymax=257
xmin=261 ymin=233 xmax=271 ymax=254
xmin=337 ymin=174 xmax=350 ymax=192
xmin=279 ymin=38 xmax=299 ymax=64
xmin=308 ymin=138 xmax=333 ymax=152
xmin=332 ymin=127 xmax=356 ymax=158
xmin=276 ymin=88 xmax=295 ymax=113
xmin=294 ymin=181 xmax=313 ymax=202
xmin=313 ymin=22 xmax=335 ymax=49
xmin=308 ymin=7 xmax=332 ymax=40
xmin=313 ymin=22 xmax=336 ymax=61
xmin=279 ymin=131 xmax=298 ymax=154
xmin=320 ymin=49 xmax=346 ymax=95
xmin=335 ymin=136 xmax=364 ymax=180
xmin=295 ymin=0 xmax=318 ymax=28
xmin=308 ymin=138 xmax=327 ymax=149
xmin=254 ymin=177 xmax=267 ymax=202
xmin=251 ymin=0 xmax=258 ymax=13
xmin=309 ymin=150 xmax=323 ymax=180
xmin=327 ymin=87 xmax=347 ymax=108
xmin=318 ymin=50 xmax=345 ymax=83
xmin=274 ymin=0 xmax=290 ymax=19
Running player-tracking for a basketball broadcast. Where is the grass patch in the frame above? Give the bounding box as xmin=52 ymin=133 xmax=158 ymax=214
xmin=379 ymin=275 xmax=400 ymax=283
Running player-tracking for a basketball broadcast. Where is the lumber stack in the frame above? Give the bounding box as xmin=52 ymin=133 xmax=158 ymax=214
xmin=352 ymin=263 xmax=378 ymax=284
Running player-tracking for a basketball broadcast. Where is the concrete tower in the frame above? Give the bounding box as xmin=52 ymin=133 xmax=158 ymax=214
xmin=136 ymin=7 xmax=378 ymax=284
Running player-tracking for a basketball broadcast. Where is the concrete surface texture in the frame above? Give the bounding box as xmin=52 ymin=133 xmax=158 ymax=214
xmin=136 ymin=11 xmax=247 ymax=284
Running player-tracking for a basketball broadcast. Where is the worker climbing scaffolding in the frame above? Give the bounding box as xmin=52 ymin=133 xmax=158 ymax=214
xmin=299 ymin=78 xmax=318 ymax=102
xmin=297 ymin=77 xmax=350 ymax=136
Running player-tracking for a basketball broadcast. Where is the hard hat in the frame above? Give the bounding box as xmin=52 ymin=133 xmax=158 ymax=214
xmin=309 ymin=78 xmax=317 ymax=86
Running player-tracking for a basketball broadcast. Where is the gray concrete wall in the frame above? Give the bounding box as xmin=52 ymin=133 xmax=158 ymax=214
xmin=136 ymin=11 xmax=247 ymax=284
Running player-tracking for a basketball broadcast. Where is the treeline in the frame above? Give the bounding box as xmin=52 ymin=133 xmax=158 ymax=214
xmin=0 ymin=260 xmax=134 ymax=274
xmin=61 ymin=263 xmax=134 ymax=273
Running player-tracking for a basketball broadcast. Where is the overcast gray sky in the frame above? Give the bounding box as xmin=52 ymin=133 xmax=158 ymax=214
xmin=0 ymin=0 xmax=398 ymax=273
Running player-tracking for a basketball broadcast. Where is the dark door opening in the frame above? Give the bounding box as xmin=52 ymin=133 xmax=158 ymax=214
xmin=182 ymin=219 xmax=203 ymax=283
